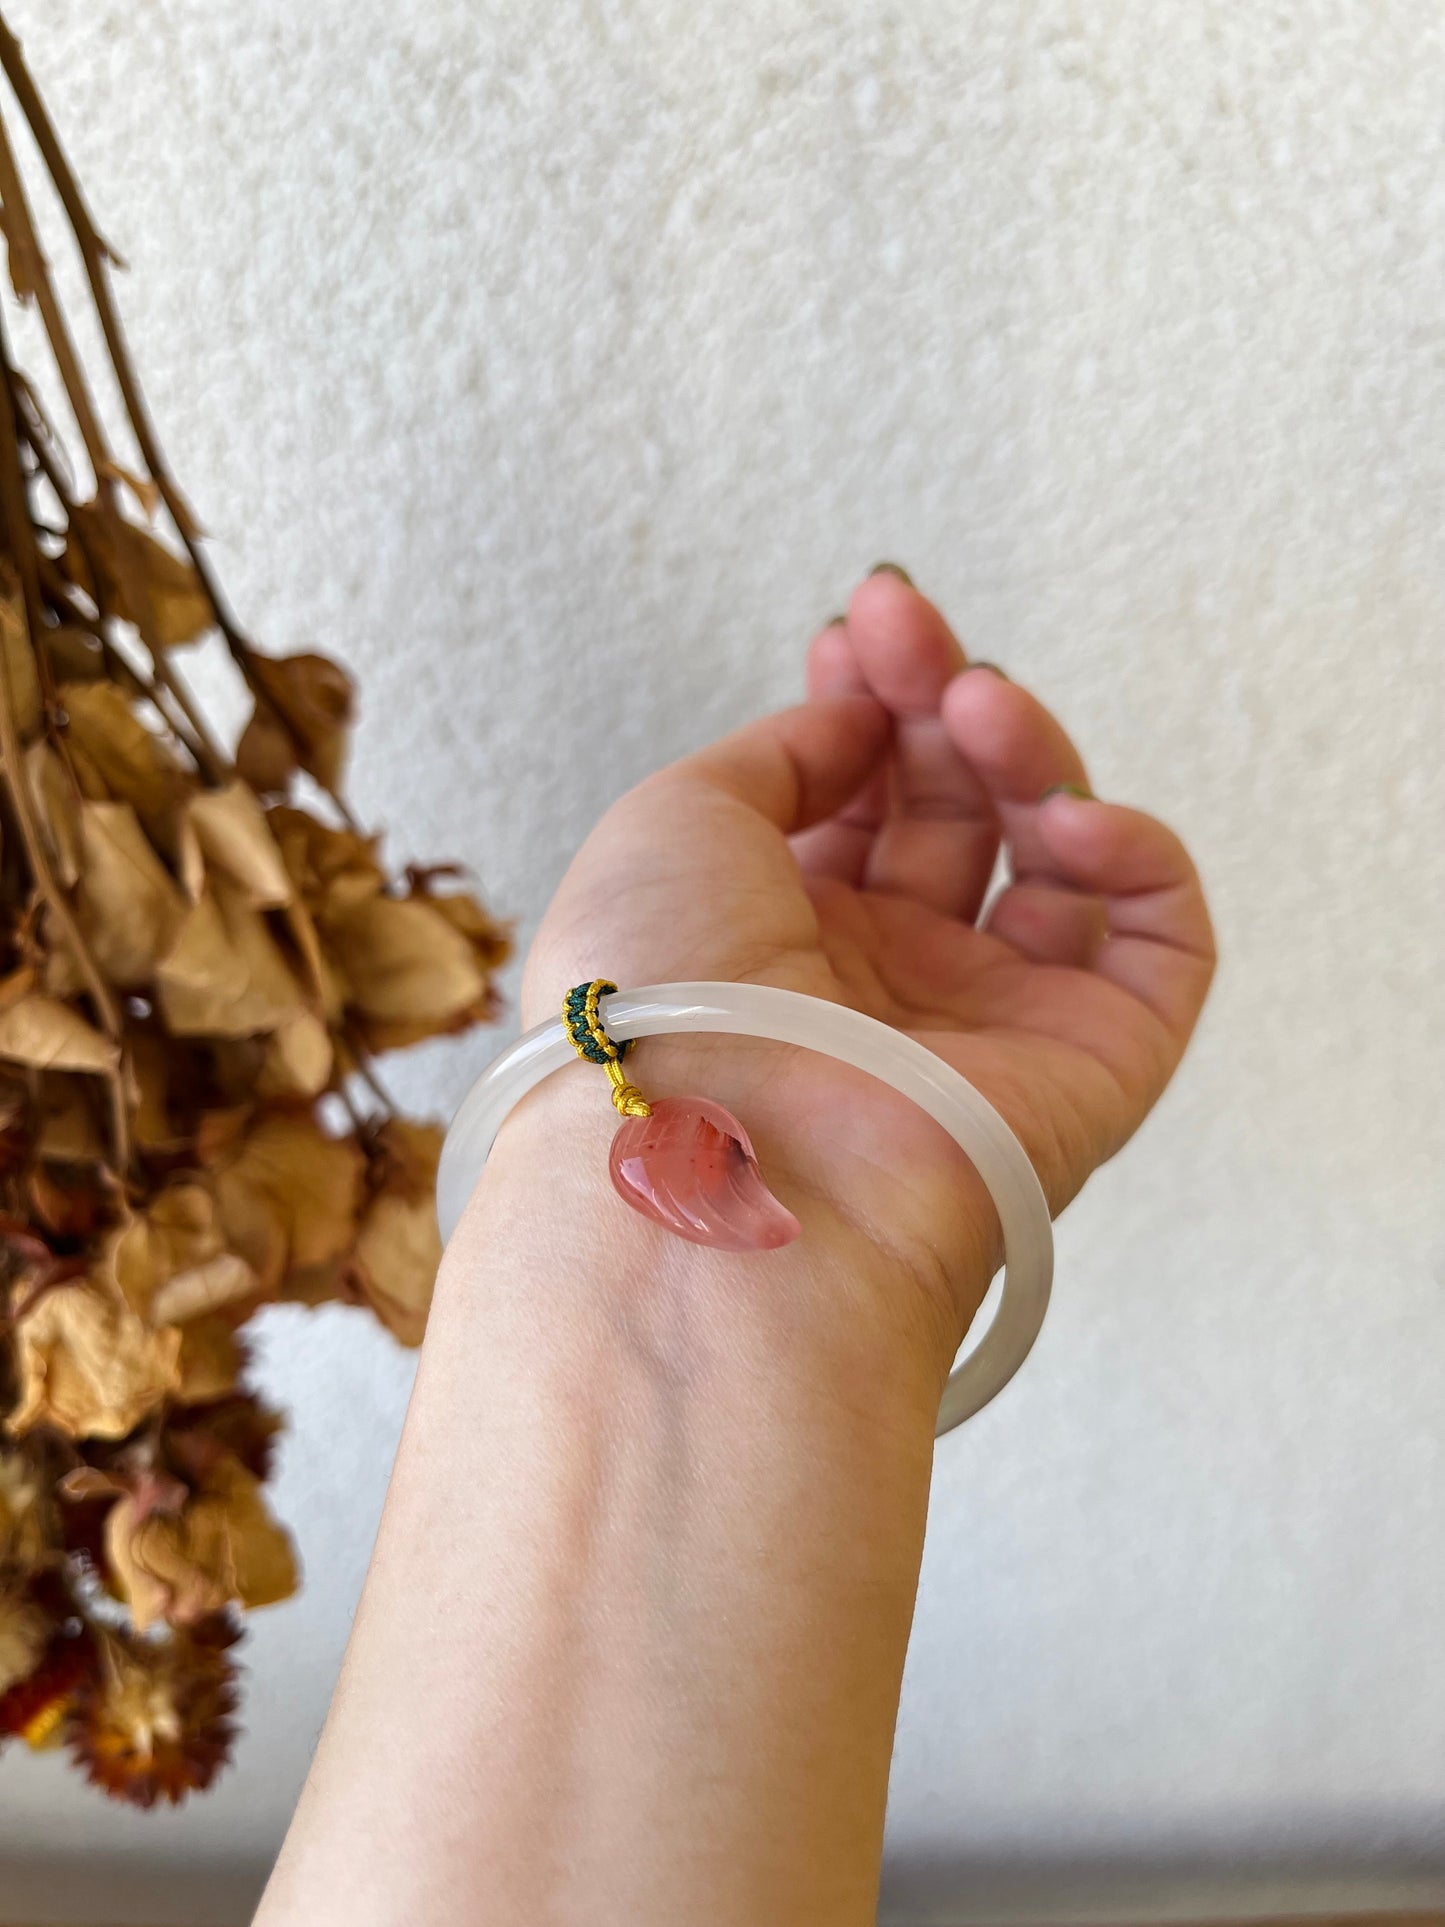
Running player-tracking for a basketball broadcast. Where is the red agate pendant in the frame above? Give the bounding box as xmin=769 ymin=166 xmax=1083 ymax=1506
xmin=609 ymin=1095 xmax=800 ymax=1251
xmin=565 ymin=980 xmax=800 ymax=1254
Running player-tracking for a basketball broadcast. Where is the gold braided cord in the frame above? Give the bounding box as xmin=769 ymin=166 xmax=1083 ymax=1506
xmin=605 ymin=1059 xmax=652 ymax=1118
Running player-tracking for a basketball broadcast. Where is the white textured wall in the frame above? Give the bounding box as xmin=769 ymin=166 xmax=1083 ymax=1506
xmin=1 ymin=2 xmax=1443 ymax=1922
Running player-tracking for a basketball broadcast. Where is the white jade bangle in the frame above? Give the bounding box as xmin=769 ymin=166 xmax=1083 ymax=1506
xmin=436 ymin=983 xmax=1054 ymax=1437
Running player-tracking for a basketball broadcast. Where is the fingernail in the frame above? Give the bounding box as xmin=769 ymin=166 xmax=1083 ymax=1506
xmin=968 ymin=661 xmax=1008 ymax=679
xmin=868 ymin=561 xmax=915 ymax=588
xmin=1041 ymin=781 xmax=1092 ymax=802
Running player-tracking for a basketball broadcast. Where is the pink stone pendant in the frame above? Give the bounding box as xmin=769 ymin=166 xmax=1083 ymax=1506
xmin=608 ymin=1096 xmax=801 ymax=1253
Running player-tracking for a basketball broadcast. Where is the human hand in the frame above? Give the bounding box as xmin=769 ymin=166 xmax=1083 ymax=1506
xmin=520 ymin=568 xmax=1214 ymax=1358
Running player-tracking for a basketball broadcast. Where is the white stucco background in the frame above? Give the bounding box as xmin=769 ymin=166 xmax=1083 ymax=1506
xmin=0 ymin=2 xmax=1442 ymax=1922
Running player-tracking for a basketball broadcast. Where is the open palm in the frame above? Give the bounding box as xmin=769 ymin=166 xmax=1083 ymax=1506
xmin=524 ymin=571 xmax=1213 ymax=1328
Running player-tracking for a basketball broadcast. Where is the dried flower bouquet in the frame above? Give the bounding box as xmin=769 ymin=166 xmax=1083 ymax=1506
xmin=0 ymin=16 xmax=508 ymax=1803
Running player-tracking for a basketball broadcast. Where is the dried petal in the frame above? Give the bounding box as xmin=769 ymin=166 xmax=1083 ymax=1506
xmin=0 ymin=1628 xmax=92 ymax=1749
xmin=0 ymin=1588 xmax=50 ymax=1696
xmin=7 ymin=1278 xmax=181 ymax=1440
xmin=105 ymin=1456 xmax=296 ymax=1630
xmin=105 ymin=1183 xmax=257 ymax=1327
xmin=0 ymin=1451 xmax=50 ymax=1569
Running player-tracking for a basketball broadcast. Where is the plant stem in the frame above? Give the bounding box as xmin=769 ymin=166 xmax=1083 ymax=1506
xmin=0 ymin=100 xmax=109 ymax=479
xmin=37 ymin=556 xmax=216 ymax=777
xmin=14 ymin=379 xmax=228 ymax=783
xmin=0 ymin=17 xmax=363 ymax=836
xmin=0 ymin=379 xmax=130 ymax=1168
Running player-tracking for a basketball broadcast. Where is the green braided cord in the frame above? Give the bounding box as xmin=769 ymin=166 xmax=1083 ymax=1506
xmin=563 ymin=979 xmax=633 ymax=1065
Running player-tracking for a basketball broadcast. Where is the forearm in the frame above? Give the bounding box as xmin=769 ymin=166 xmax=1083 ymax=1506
xmin=257 ymin=1063 xmax=958 ymax=1927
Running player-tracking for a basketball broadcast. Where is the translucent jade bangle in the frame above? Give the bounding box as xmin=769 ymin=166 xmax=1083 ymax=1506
xmin=436 ymin=982 xmax=1054 ymax=1437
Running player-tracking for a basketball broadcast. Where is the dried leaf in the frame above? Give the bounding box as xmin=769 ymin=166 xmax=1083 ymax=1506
xmin=214 ymin=1114 xmax=362 ymax=1298
xmin=95 ymin=458 xmax=162 ymax=523
xmin=330 ymin=895 xmax=487 ymax=1044
xmin=347 ymin=1122 xmax=444 ymax=1346
xmin=66 ymin=501 xmax=212 ymax=649
xmin=168 ymin=1396 xmax=279 ymax=1486
xmin=25 ymin=742 xmax=82 ymax=886
xmin=105 ymin=1456 xmax=296 ymax=1630
xmin=8 ymin=1279 xmax=181 ymax=1440
xmin=427 ymin=888 xmax=513 ymax=975
xmin=233 ymin=704 xmax=292 ymax=795
xmin=194 ymin=1106 xmax=252 ymax=1167
xmin=105 ymin=1184 xmax=257 ymax=1327
xmin=156 ymin=882 xmax=309 ymax=1040
xmin=42 ymin=625 xmax=109 ymax=684
xmin=28 ymin=1163 xmax=107 ymax=1242
xmin=0 ymin=990 xmax=119 ymax=1075
xmin=60 ymin=679 xmax=190 ymax=836
xmin=0 ymin=578 xmax=42 ymax=737
xmin=181 ymin=782 xmax=294 ymax=908
xmin=237 ymin=653 xmax=353 ymax=792
xmin=254 ymin=1010 xmax=332 ymax=1099
xmin=175 ymin=1318 xmax=245 ymax=1404
xmin=74 ymin=801 xmax=186 ymax=987
xmin=34 ymin=1073 xmax=106 ymax=1163
xmin=280 ymin=899 xmax=342 ymax=1017
xmin=268 ymin=806 xmax=384 ymax=917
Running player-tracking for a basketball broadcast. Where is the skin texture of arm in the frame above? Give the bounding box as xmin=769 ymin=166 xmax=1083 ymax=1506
xmin=255 ymin=573 xmax=1213 ymax=1927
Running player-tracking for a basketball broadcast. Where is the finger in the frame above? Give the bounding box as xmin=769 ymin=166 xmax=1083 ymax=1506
xmin=940 ymin=665 xmax=1091 ymax=886
xmin=792 ymin=620 xmax=888 ymax=883
xmin=841 ymin=571 xmax=1001 ymax=917
xmin=986 ymin=880 xmax=1109 ymax=967
xmin=1034 ymin=791 xmax=1216 ymax=1033
xmin=670 ymin=690 xmax=891 ymax=836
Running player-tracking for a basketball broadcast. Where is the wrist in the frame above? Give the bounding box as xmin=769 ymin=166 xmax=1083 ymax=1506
xmin=460 ymin=1031 xmax=995 ymax=1406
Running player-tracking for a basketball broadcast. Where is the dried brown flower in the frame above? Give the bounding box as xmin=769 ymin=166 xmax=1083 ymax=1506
xmin=67 ymin=1620 xmax=238 ymax=1807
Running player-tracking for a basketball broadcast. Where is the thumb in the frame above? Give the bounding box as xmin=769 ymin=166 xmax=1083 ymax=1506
xmin=660 ymin=693 xmax=889 ymax=837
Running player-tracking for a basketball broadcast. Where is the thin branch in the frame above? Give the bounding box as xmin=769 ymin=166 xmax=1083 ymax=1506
xmin=37 ymin=557 xmax=217 ymax=778
xmin=0 ymin=18 xmax=363 ymax=835
xmin=0 ymin=291 xmax=85 ymax=768
xmin=15 ymin=383 xmax=228 ymax=782
xmin=0 ymin=98 xmax=108 ymax=478
xmin=343 ymin=1025 xmax=397 ymax=1120
xmin=0 ymin=330 xmax=129 ymax=1170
